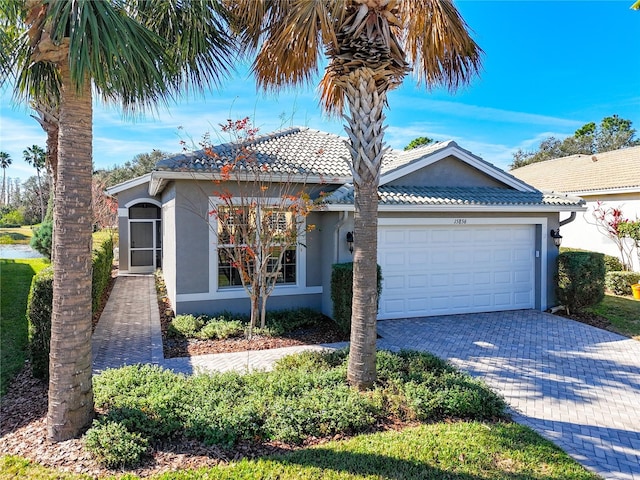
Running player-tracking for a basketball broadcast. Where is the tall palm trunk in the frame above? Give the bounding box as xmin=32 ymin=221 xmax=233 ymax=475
xmin=47 ymin=63 xmax=94 ymax=441
xmin=344 ymin=68 xmax=387 ymax=389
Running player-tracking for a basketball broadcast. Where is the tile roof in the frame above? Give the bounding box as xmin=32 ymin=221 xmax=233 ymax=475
xmin=155 ymin=127 xmax=470 ymax=181
xmin=510 ymin=146 xmax=640 ymax=193
xmin=324 ymin=185 xmax=584 ymax=208
xmin=155 ymin=127 xmax=353 ymax=180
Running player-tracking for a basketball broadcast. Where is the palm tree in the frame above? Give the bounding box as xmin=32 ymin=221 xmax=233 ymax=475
xmin=0 ymin=151 xmax=11 ymax=205
xmin=1 ymin=0 xmax=234 ymax=441
xmin=231 ymin=0 xmax=482 ymax=389
xmin=23 ymin=144 xmax=46 ymax=221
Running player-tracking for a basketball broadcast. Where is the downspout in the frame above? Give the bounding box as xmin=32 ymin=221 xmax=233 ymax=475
xmin=548 ymin=211 xmax=578 ymax=314
xmin=560 ymin=211 xmax=576 ymax=227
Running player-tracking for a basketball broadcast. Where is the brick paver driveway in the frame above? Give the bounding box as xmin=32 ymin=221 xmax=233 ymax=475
xmin=377 ymin=310 xmax=640 ymax=480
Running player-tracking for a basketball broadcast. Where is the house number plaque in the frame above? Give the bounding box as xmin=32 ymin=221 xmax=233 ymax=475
xmin=453 ymin=218 xmax=467 ymax=225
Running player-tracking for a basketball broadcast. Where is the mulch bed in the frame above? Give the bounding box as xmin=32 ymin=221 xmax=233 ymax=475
xmin=163 ymin=322 xmax=349 ymax=358
xmin=557 ymin=309 xmax=614 ymax=331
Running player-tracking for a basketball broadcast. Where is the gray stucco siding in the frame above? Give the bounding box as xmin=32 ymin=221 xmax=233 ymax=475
xmin=387 ymin=155 xmax=506 ymax=188
xmin=173 ymin=180 xmax=211 ymax=295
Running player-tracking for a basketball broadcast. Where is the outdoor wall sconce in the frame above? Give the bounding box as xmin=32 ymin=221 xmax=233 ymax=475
xmin=346 ymin=231 xmax=354 ymax=253
xmin=550 ymin=229 xmax=563 ymax=248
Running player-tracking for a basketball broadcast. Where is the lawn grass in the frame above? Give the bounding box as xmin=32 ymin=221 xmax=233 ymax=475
xmin=588 ymin=294 xmax=640 ymax=340
xmin=0 ymin=258 xmax=50 ymax=395
xmin=0 ymin=422 xmax=600 ymax=479
xmin=0 ymin=225 xmax=36 ymax=245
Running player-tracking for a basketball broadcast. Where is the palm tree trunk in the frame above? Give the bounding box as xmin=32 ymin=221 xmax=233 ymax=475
xmin=36 ymin=170 xmax=45 ymax=222
xmin=344 ymin=69 xmax=387 ymax=390
xmin=47 ymin=63 xmax=94 ymax=441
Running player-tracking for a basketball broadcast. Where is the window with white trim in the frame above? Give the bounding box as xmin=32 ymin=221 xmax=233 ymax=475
xmin=216 ymin=206 xmax=297 ymax=288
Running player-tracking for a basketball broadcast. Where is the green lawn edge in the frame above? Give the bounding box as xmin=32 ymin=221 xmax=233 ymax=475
xmin=0 ymin=422 xmax=601 ymax=479
xmin=0 ymin=258 xmax=50 ymax=395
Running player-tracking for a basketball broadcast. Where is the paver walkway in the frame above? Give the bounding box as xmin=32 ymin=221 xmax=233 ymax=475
xmin=94 ymin=275 xmax=640 ymax=479
xmin=377 ymin=311 xmax=640 ymax=480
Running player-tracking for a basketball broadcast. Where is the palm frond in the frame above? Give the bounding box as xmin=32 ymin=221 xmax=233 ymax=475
xmin=398 ymin=0 xmax=483 ymax=90
xmin=130 ymin=0 xmax=236 ymax=94
xmin=231 ymin=0 xmax=344 ymax=91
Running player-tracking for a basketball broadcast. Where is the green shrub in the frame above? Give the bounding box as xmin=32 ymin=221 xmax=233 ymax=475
xmin=27 ymin=266 xmax=53 ymax=379
xmin=556 ymin=251 xmax=605 ymax=313
xmin=84 ymin=420 xmax=148 ymax=469
xmin=264 ymin=308 xmax=326 ymax=336
xmin=94 ymin=364 xmax=186 ymax=439
xmin=561 ymin=247 xmax=623 ymax=273
xmin=604 ymin=255 xmax=624 ymax=273
xmin=605 ymin=271 xmax=640 ymax=295
xmin=92 ymin=234 xmax=114 ymax=312
xmin=30 ymin=221 xmax=52 ymax=259
xmin=197 ymin=318 xmax=244 ymax=340
xmin=168 ymin=314 xmax=205 ymax=338
xmin=91 ymin=350 xmax=507 ymax=449
xmin=0 ymin=209 xmax=25 ymax=227
xmin=331 ymin=262 xmax=382 ymax=334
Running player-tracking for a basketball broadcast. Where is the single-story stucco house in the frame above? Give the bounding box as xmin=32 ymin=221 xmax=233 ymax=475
xmin=107 ymin=127 xmax=585 ymax=320
xmin=511 ymin=146 xmax=640 ymax=271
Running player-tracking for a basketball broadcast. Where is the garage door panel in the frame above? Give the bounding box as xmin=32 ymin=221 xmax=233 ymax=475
xmin=494 ymin=271 xmax=511 ymax=284
xmin=430 ymin=273 xmax=449 ymax=287
xmin=385 ymin=274 xmax=405 ymax=289
xmin=408 ymin=274 xmax=428 ymax=288
xmin=378 ymin=224 xmax=535 ymax=319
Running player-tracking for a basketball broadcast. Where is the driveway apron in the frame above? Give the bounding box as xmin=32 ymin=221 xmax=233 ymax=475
xmin=377 ymin=310 xmax=640 ymax=480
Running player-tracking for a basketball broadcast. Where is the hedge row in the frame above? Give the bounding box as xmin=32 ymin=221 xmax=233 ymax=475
xmin=605 ymin=271 xmax=640 ymax=296
xmin=28 ymin=234 xmax=115 ymax=379
xmin=330 ymin=262 xmax=382 ymax=334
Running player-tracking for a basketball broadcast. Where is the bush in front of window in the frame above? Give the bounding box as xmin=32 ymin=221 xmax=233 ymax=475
xmin=331 ymin=262 xmax=382 ymax=334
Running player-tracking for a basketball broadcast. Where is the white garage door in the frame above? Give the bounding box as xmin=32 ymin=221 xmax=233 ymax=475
xmin=377 ymin=224 xmax=535 ymax=319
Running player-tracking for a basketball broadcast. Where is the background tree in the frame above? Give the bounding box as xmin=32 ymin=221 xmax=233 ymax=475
xmin=95 ymin=150 xmax=169 ymax=187
xmin=231 ymin=0 xmax=482 ymax=389
xmin=91 ymin=177 xmax=117 ymax=231
xmin=0 ymin=151 xmax=11 ymax=205
xmin=588 ymin=202 xmax=635 ymax=271
xmin=23 ymin=144 xmax=47 ymax=222
xmin=404 ymin=136 xmax=435 ymax=151
xmin=1 ymin=0 xmax=234 ymax=442
xmin=511 ymin=115 xmax=638 ymax=169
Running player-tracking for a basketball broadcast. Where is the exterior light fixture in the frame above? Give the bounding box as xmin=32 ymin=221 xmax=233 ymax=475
xmin=346 ymin=231 xmax=354 ymax=253
xmin=550 ymin=229 xmax=563 ymax=248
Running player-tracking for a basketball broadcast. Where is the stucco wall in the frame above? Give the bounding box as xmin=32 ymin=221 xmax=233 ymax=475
xmin=387 ymin=156 xmax=506 ymax=188
xmin=161 ymin=184 xmax=177 ymax=309
xmin=559 ymin=193 xmax=640 ymax=271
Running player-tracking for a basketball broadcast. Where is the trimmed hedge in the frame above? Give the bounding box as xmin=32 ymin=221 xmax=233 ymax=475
xmin=27 ymin=233 xmax=115 ymax=379
xmin=560 ymin=247 xmax=623 ymax=273
xmin=331 ymin=262 xmax=382 ymax=334
xmin=556 ymin=251 xmax=605 ymax=313
xmin=27 ymin=266 xmax=54 ymax=379
xmin=92 ymin=235 xmax=114 ymax=312
xmin=605 ymin=271 xmax=640 ymax=296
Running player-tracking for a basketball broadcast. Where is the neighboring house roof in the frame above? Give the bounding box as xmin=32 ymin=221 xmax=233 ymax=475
xmin=323 ymin=185 xmax=584 ymax=212
xmin=510 ymin=146 xmax=640 ymax=195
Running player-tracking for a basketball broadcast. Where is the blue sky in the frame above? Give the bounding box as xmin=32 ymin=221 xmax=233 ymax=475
xmin=1 ymin=0 xmax=639 ymax=182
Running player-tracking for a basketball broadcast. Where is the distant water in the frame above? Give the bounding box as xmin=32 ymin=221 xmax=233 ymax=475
xmin=0 ymin=244 xmax=46 ymax=259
